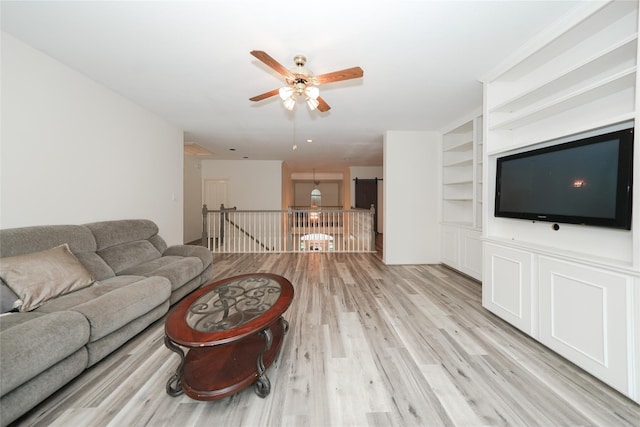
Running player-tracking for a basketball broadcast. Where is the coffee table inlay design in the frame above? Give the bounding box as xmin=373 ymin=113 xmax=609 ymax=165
xmin=164 ymin=273 xmax=294 ymax=400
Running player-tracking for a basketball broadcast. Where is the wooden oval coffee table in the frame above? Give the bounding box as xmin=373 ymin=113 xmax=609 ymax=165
xmin=164 ymin=273 xmax=294 ymax=400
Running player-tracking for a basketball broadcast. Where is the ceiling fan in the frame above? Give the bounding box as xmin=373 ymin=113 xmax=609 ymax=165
xmin=249 ymin=50 xmax=363 ymax=112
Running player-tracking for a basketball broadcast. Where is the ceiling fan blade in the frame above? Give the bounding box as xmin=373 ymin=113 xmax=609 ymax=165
xmin=315 ymin=66 xmax=364 ymax=85
xmin=249 ymin=88 xmax=280 ymax=102
xmin=250 ymin=50 xmax=293 ymax=79
xmin=316 ymin=96 xmax=331 ymax=112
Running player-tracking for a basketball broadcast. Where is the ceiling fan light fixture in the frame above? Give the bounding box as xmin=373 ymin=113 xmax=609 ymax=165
xmin=283 ymin=96 xmax=296 ymax=111
xmin=279 ymin=86 xmax=294 ymax=101
xmin=306 ymin=97 xmax=319 ymax=110
xmin=304 ymin=86 xmax=319 ymax=100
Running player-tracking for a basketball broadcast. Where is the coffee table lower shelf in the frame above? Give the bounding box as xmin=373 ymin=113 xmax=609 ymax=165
xmin=165 ymin=317 xmax=288 ymax=400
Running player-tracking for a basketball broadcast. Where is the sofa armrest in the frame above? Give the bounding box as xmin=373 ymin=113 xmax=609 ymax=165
xmin=163 ymin=245 xmax=212 ymax=269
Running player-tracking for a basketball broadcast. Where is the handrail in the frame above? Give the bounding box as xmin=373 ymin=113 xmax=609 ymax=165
xmin=226 ymin=217 xmax=274 ymax=251
xmin=201 ymin=204 xmax=376 ymax=253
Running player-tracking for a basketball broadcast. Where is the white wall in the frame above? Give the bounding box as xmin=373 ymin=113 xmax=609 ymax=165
xmin=350 ymin=166 xmax=384 ymax=232
xmin=293 ymin=182 xmax=340 ymax=206
xmin=383 ymin=131 xmax=440 ymax=264
xmin=200 ymin=160 xmax=282 ymax=210
xmin=183 ymin=155 xmax=203 ymax=243
xmin=1 ymin=33 xmax=185 ymax=244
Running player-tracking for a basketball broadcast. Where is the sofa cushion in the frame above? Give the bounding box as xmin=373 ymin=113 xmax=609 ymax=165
xmin=120 ymin=256 xmax=203 ymax=291
xmin=36 ymin=275 xmax=171 ymax=341
xmin=85 ymin=219 xmax=159 ymax=250
xmin=0 ymin=225 xmax=96 ymax=258
xmin=0 ymin=348 xmax=88 ymax=426
xmin=84 ymin=302 xmax=168 ymax=367
xmin=0 ymin=244 xmax=95 ymax=312
xmin=149 ymin=234 xmax=168 ymax=254
xmin=97 ymin=240 xmax=162 ymax=274
xmin=74 ymin=252 xmax=116 ymax=281
xmin=163 ymin=245 xmax=213 ymax=271
xmin=0 ymin=279 xmax=19 ymax=313
xmin=0 ymin=310 xmax=90 ymax=396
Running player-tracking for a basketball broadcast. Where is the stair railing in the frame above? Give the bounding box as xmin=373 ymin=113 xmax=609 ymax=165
xmin=201 ymin=204 xmax=375 ymax=253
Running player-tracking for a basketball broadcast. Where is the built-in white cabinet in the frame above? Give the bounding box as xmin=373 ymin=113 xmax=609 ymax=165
xmin=484 ymin=241 xmax=638 ymax=399
xmin=441 ymin=225 xmax=482 ymax=280
xmin=482 ymin=242 xmax=534 ymax=335
xmin=538 ymin=256 xmax=634 ymax=397
xmin=482 ymin=0 xmax=640 ymax=403
xmin=441 ymin=114 xmax=483 ymax=280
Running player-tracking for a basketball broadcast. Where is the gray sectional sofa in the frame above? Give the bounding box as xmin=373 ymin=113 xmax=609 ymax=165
xmin=0 ymin=219 xmax=213 ymax=426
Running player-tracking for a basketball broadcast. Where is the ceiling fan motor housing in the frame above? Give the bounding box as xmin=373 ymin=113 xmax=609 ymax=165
xmin=293 ymin=54 xmax=306 ymax=66
xmin=287 ymin=55 xmax=316 ymax=91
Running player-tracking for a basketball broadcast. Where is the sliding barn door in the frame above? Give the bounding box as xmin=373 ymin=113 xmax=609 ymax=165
xmin=355 ymin=178 xmax=378 ymax=233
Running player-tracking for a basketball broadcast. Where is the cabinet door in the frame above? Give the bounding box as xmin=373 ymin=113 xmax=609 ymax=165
xmin=441 ymin=225 xmax=460 ymax=268
xmin=482 ymin=243 xmax=535 ymax=335
xmin=538 ymin=257 xmax=633 ymax=397
xmin=460 ymin=229 xmax=482 ymax=280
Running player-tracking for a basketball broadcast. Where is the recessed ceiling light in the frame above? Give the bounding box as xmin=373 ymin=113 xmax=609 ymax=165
xmin=306 ymin=139 xmax=313 ymax=143
xmin=229 ymin=148 xmax=236 ymax=151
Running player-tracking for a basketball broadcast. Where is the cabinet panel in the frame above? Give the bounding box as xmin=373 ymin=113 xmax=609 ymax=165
xmin=441 ymin=225 xmax=459 ymax=267
xmin=539 ymin=256 xmax=632 ymax=396
xmin=460 ymin=229 xmax=482 ymax=280
xmin=482 ymin=243 xmax=534 ymax=334
xmin=442 ymin=226 xmax=482 ymax=281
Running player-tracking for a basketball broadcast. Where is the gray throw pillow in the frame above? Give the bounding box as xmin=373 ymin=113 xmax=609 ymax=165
xmin=0 ymin=243 xmax=94 ymax=311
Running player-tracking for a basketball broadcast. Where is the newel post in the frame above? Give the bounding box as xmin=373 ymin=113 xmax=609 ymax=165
xmin=370 ymin=204 xmax=376 ymax=251
xmin=201 ymin=204 xmax=208 ymax=247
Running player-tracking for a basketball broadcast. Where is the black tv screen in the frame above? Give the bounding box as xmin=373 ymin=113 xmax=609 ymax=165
xmin=495 ymin=128 xmax=634 ymax=230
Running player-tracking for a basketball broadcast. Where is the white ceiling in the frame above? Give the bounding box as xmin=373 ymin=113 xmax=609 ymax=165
xmin=1 ymin=1 xmax=583 ymax=172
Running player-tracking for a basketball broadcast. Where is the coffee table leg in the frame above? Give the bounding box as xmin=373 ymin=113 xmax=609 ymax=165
xmin=164 ymin=335 xmax=185 ymax=397
xmin=254 ymin=327 xmax=273 ymax=398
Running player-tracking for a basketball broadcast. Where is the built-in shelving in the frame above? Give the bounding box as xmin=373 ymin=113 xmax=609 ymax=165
xmin=482 ymin=0 xmax=639 ymax=404
xmin=484 ymin=0 xmax=638 ymax=265
xmin=441 ymin=113 xmax=483 ymax=280
xmin=490 ymin=35 xmax=637 ymax=114
xmin=474 ymin=116 xmax=483 ymax=228
xmin=485 ymin=0 xmax=638 ymax=157
xmin=442 ymin=117 xmax=482 ymax=229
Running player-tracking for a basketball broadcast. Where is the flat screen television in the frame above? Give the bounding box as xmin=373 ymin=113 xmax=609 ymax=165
xmin=494 ymin=127 xmax=634 ymax=230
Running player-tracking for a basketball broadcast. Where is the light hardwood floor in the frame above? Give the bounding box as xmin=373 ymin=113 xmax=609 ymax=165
xmin=12 ymin=252 xmax=640 ymax=426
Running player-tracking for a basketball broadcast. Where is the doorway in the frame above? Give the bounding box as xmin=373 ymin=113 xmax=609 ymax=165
xmin=355 ymin=178 xmax=379 ymax=233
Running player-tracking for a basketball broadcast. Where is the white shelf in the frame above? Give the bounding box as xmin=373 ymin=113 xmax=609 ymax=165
xmin=444 ymin=179 xmax=473 ymax=185
xmin=490 ymin=35 xmax=637 ymax=114
xmin=485 ymin=111 xmax=636 ymax=156
xmin=442 ymin=115 xmax=483 ymax=230
xmin=441 ymin=220 xmax=476 ymax=229
xmin=443 ymin=155 xmax=472 ymax=168
xmin=443 ymin=157 xmax=473 ymax=167
xmin=489 ymin=67 xmax=636 ymax=130
xmin=444 ymin=139 xmax=473 ymax=152
xmin=493 ymin=1 xmax=637 ymax=83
